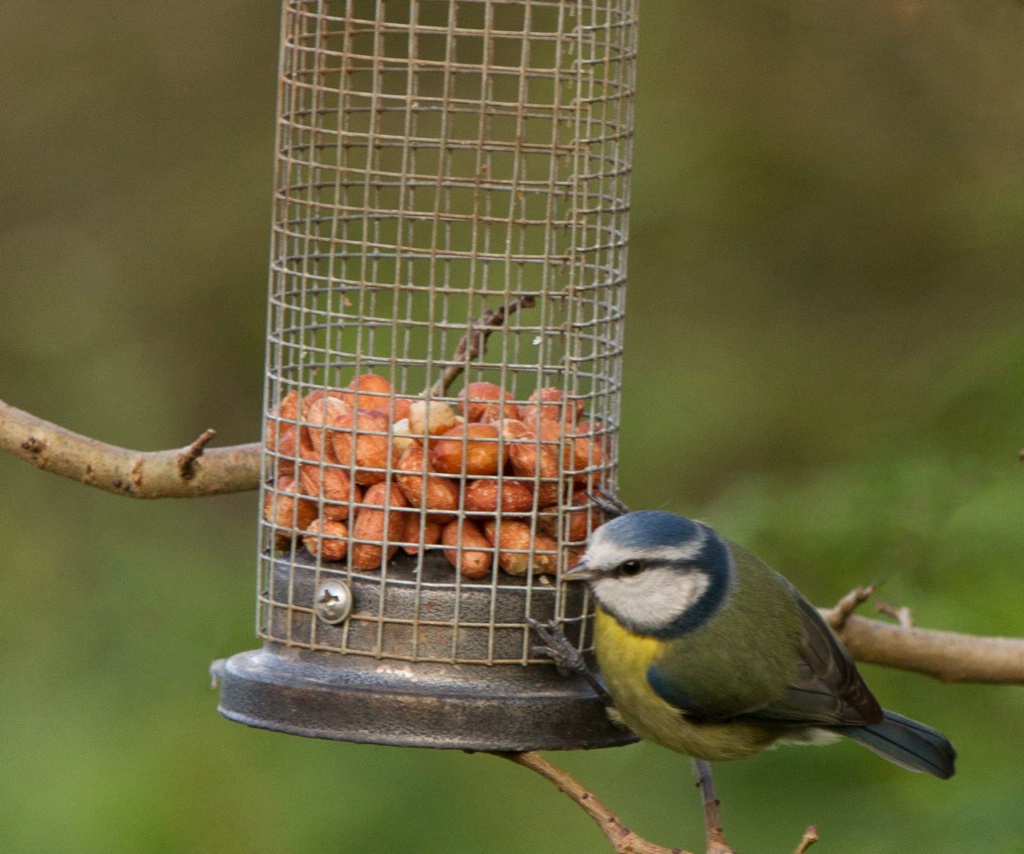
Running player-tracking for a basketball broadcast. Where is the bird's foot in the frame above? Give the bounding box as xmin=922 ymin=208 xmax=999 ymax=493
xmin=588 ymin=487 xmax=630 ymax=519
xmin=527 ymin=617 xmax=588 ymax=677
xmin=527 ymin=618 xmax=613 ymax=706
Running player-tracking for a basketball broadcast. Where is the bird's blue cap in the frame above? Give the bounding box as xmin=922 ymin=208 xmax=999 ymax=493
xmin=598 ymin=511 xmax=702 ymax=551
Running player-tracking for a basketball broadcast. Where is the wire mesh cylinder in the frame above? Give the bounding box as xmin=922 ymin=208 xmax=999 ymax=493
xmin=218 ymin=0 xmax=638 ymax=751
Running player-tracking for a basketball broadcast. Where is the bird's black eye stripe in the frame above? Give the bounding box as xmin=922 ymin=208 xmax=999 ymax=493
xmin=617 ymin=560 xmax=643 ymax=577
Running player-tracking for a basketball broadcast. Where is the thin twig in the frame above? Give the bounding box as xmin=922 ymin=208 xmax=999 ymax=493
xmin=493 ymin=751 xmax=690 ymax=854
xmin=176 ymin=428 xmax=218 ymax=479
xmin=0 ymin=399 xmax=260 ymax=498
xmin=793 ymin=826 xmax=819 ymax=854
xmin=825 ymin=584 xmax=876 ymax=631
xmin=875 ymin=600 xmax=915 ymax=628
xmin=495 ymin=751 xmax=823 ymax=854
xmin=693 ymin=759 xmax=733 ymax=854
xmin=429 ymin=295 xmax=537 ymax=397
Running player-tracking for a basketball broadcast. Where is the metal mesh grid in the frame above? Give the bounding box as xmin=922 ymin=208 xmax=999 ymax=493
xmin=259 ymin=0 xmax=636 ymax=665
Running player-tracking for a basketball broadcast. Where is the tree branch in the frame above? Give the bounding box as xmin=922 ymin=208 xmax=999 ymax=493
xmin=493 ymin=751 xmax=818 ymax=854
xmin=176 ymin=427 xmax=219 ymax=480
xmin=792 ymin=826 xmax=819 ymax=854
xmin=821 ymin=597 xmax=1024 ymax=684
xmin=693 ymin=759 xmax=732 ymax=854
xmin=0 ymin=399 xmax=260 ymax=498
xmin=429 ymin=295 xmax=537 ymax=397
xmin=3 ymin=398 xmax=1023 ymax=685
xmin=493 ymin=750 xmax=691 ymax=854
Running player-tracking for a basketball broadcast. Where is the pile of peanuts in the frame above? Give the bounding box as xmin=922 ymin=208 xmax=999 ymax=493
xmin=262 ymin=373 xmax=608 ymax=578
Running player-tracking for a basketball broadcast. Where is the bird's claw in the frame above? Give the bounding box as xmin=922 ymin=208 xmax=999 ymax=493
xmin=528 ymin=617 xmax=614 ymax=706
xmin=527 ymin=617 xmax=588 ymax=678
xmin=588 ymin=487 xmax=630 ymax=519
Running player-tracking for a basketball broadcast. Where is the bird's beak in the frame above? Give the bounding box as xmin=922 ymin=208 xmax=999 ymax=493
xmin=561 ymin=556 xmax=597 ymax=582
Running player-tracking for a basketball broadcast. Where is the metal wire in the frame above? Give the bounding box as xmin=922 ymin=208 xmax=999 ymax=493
xmin=259 ymin=0 xmax=636 ymax=665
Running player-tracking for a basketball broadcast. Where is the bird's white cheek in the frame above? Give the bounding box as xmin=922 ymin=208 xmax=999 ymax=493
xmin=593 ymin=568 xmax=712 ymax=634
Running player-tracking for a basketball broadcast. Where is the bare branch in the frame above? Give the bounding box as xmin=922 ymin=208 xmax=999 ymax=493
xmin=821 ymin=608 xmax=1024 ymax=684
xmin=3 ymin=399 xmax=1024 ymax=685
xmin=177 ymin=428 xmax=218 ymax=480
xmin=493 ymin=751 xmax=691 ymax=854
xmin=693 ymin=759 xmax=733 ymax=854
xmin=826 ymin=584 xmax=876 ymax=631
xmin=430 ymin=295 xmax=537 ymax=397
xmin=0 ymin=399 xmax=260 ymax=498
xmin=793 ymin=826 xmax=819 ymax=854
xmin=875 ymin=599 xmax=915 ymax=628
xmin=495 ymin=751 xmax=821 ymax=854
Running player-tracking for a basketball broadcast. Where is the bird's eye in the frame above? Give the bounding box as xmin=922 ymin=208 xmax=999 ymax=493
xmin=618 ymin=560 xmax=643 ymax=577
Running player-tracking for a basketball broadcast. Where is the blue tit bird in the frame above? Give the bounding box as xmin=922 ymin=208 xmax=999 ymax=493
xmin=565 ymin=510 xmax=956 ymax=779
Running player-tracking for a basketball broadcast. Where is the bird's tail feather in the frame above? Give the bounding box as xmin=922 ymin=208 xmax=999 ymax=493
xmin=830 ymin=710 xmax=956 ymax=779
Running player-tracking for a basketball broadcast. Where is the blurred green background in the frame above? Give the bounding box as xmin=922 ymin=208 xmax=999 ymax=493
xmin=2 ymin=2 xmax=1023 ymax=852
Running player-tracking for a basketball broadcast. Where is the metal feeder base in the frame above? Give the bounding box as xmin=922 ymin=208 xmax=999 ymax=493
xmin=215 ymin=553 xmax=636 ymax=751
xmin=215 ymin=643 xmax=637 ymax=751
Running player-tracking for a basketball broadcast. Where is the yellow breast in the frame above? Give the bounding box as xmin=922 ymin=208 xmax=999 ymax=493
xmin=593 ymin=607 xmax=783 ymax=762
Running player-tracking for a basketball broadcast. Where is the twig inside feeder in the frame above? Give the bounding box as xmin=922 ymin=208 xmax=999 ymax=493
xmin=429 ymin=295 xmax=537 ymax=398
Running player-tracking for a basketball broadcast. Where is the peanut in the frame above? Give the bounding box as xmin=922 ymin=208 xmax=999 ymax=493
xmin=482 ymin=519 xmax=559 ymax=576
xmin=303 ymin=396 xmax=348 ymax=462
xmin=346 ymin=371 xmax=392 ymax=395
xmin=536 ymin=418 xmax=574 ymax=469
xmin=394 ymin=446 xmax=459 ymax=522
xmin=388 ymin=397 xmax=414 ymax=424
xmin=530 ymin=536 xmax=560 ymax=574
xmin=408 ymin=400 xmax=460 ymax=437
xmin=263 ymin=476 xmax=318 ymax=534
xmin=277 ymin=389 xmax=300 ymax=422
xmin=567 ymin=490 xmax=606 ymax=540
xmin=300 ymin=388 xmax=350 ymax=420
xmin=441 ymin=519 xmax=493 ymax=579
xmin=350 ymin=482 xmax=408 ymax=570
xmin=429 ymin=423 xmax=507 ymax=477
xmin=537 ymin=491 xmax=604 ymax=542
xmin=463 ymin=478 xmax=534 ymax=514
xmin=479 ymin=400 xmax=522 ymax=424
xmin=302 ymin=518 xmax=348 ymax=562
xmin=272 ymin=426 xmax=299 ymax=479
xmin=264 ymin=389 xmax=300 ymax=450
xmin=341 ymin=372 xmax=410 ymax=421
xmin=459 ymin=382 xmax=518 ymax=423
xmin=499 ymin=419 xmax=531 ymax=440
xmin=331 ymin=410 xmax=393 ymax=486
xmin=400 ymin=514 xmax=443 ymax=555
xmin=521 ymin=386 xmax=584 ymax=428
xmin=507 ymin=435 xmax=562 ymax=506
xmin=390 ymin=418 xmax=421 ymax=455
xmin=274 ymin=421 xmax=339 ymax=480
xmin=571 ymin=419 xmax=609 ymax=486
xmin=297 ymin=463 xmax=360 ymax=521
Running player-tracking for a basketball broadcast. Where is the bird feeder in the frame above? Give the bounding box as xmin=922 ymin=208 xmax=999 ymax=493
xmin=216 ymin=0 xmax=638 ymax=751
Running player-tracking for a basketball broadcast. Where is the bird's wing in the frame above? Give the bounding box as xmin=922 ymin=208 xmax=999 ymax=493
xmin=743 ymin=597 xmax=883 ymax=727
xmin=641 ymin=551 xmax=886 ymax=728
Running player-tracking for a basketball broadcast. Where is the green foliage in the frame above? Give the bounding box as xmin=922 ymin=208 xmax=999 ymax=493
xmin=2 ymin=2 xmax=1024 ymax=851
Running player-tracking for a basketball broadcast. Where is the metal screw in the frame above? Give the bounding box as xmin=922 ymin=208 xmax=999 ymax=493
xmin=314 ymin=580 xmax=352 ymax=624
